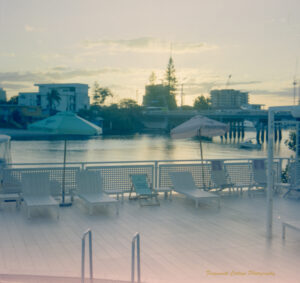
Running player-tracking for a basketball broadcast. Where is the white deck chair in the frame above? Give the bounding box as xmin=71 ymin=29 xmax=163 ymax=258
xmin=249 ymin=159 xmax=267 ymax=195
xmin=277 ymin=161 xmax=300 ymax=198
xmin=76 ymin=170 xmax=119 ymax=215
xmin=22 ymin=172 xmax=59 ymax=219
xmin=210 ymin=160 xmax=234 ymax=193
xmin=0 ymin=169 xmax=22 ymax=209
xmin=169 ymin=171 xmax=220 ymax=208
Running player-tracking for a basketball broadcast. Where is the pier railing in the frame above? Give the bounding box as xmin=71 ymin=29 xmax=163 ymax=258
xmin=3 ymin=158 xmax=289 ymax=196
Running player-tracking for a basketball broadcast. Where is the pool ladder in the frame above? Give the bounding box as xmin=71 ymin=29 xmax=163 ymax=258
xmin=81 ymin=229 xmax=93 ymax=283
xmin=81 ymin=230 xmax=141 ymax=283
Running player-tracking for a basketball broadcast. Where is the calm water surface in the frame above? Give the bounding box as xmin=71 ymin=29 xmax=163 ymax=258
xmin=10 ymin=131 xmax=294 ymax=164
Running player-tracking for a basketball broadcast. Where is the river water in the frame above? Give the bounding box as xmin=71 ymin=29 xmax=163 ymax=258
xmin=10 ymin=131 xmax=294 ymax=164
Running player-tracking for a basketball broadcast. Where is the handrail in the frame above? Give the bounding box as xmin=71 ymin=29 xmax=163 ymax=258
xmin=6 ymin=157 xmax=290 ymax=167
xmin=131 ymin=233 xmax=141 ymax=283
xmin=81 ymin=229 xmax=93 ymax=283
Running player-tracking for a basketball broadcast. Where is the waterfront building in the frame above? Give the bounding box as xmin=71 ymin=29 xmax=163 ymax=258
xmin=210 ymin=89 xmax=249 ymax=109
xmin=18 ymin=83 xmax=90 ymax=113
xmin=0 ymin=88 xmax=7 ymax=102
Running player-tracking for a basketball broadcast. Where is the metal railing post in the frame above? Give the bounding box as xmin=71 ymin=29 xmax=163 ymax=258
xmin=131 ymin=233 xmax=141 ymax=283
xmin=81 ymin=229 xmax=93 ymax=283
xmin=154 ymin=161 xmax=158 ymax=189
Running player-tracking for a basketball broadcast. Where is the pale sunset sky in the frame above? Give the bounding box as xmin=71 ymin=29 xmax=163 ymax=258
xmin=1 ymin=0 xmax=300 ymax=107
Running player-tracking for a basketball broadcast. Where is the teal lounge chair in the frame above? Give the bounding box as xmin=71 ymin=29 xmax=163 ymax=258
xmin=129 ymin=174 xmax=159 ymax=206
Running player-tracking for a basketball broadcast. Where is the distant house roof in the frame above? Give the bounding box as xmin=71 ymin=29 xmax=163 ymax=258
xmin=19 ymin=92 xmax=39 ymax=95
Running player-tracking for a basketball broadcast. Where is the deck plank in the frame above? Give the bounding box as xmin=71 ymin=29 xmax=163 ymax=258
xmin=0 ymin=195 xmax=299 ymax=282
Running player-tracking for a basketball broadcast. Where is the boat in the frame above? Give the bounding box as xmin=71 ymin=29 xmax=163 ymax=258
xmin=239 ymin=139 xmax=261 ymax=149
xmin=244 ymin=120 xmax=255 ymax=131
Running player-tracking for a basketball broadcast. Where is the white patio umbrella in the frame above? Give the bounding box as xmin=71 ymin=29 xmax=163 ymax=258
xmin=171 ymin=115 xmax=229 ymax=187
xmin=171 ymin=115 xmax=229 ymax=160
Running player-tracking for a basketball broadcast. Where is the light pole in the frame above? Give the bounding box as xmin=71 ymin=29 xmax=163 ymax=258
xmin=267 ymin=105 xmax=300 ymax=238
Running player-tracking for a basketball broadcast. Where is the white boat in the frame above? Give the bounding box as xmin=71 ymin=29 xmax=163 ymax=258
xmin=239 ymin=139 xmax=261 ymax=149
xmin=244 ymin=120 xmax=255 ymax=131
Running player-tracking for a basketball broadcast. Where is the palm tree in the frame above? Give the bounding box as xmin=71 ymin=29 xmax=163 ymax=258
xmin=47 ymin=89 xmax=61 ymax=115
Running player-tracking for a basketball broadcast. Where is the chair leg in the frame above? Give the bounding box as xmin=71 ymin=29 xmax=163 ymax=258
xmin=155 ymin=195 xmax=160 ymax=206
xmin=27 ymin=206 xmax=31 ymax=219
xmin=282 ymin=223 xmax=286 ymax=240
xmin=116 ymin=202 xmax=119 ymax=215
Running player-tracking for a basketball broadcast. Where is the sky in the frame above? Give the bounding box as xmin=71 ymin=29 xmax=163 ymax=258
xmin=1 ymin=0 xmax=300 ymax=107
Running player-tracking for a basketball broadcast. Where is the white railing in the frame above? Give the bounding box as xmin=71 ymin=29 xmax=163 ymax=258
xmin=3 ymin=158 xmax=290 ymax=196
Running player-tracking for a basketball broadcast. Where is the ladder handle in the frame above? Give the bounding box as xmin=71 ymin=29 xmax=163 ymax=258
xmin=81 ymin=229 xmax=93 ymax=283
xmin=131 ymin=233 xmax=141 ymax=283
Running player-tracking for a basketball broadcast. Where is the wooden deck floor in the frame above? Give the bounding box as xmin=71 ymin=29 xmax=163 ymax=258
xmin=0 ymin=193 xmax=299 ymax=283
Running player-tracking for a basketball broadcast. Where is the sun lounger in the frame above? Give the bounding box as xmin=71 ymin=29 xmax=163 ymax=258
xmin=249 ymin=159 xmax=267 ymax=195
xmin=76 ymin=170 xmax=119 ymax=215
xmin=210 ymin=160 xmax=234 ymax=193
xmin=22 ymin=172 xmax=59 ymax=219
xmin=282 ymin=221 xmax=300 ymax=239
xmin=129 ymin=174 xmax=159 ymax=206
xmin=0 ymin=169 xmax=22 ymax=209
xmin=169 ymin=171 xmax=220 ymax=208
xmin=275 ymin=161 xmax=300 ymax=198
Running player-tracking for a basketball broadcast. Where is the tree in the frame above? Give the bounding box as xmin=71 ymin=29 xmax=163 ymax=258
xmin=47 ymin=89 xmax=61 ymax=115
xmin=119 ymin=98 xmax=139 ymax=109
xmin=93 ymin=82 xmax=113 ymax=105
xmin=165 ymin=56 xmax=177 ymax=92
xmin=7 ymin=96 xmax=18 ymax=105
xmin=149 ymin=72 xmax=157 ymax=85
xmin=285 ymin=131 xmax=296 ymax=152
xmin=282 ymin=131 xmax=296 ymax=182
xmin=163 ymin=56 xmax=177 ymax=109
xmin=193 ymin=95 xmax=211 ymax=110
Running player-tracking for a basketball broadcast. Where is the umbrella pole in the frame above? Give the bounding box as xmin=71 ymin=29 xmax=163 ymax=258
xmin=60 ymin=139 xmax=72 ymax=207
xmin=198 ymin=130 xmax=205 ymax=189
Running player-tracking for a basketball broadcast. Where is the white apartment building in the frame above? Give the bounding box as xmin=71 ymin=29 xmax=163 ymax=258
xmin=0 ymin=88 xmax=7 ymax=102
xmin=18 ymin=83 xmax=90 ymax=112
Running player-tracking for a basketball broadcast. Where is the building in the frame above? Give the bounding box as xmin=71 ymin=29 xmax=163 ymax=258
xmin=143 ymin=84 xmax=178 ymax=110
xmin=18 ymin=83 xmax=90 ymax=113
xmin=0 ymin=88 xmax=7 ymax=102
xmin=143 ymin=84 xmax=169 ymax=108
xmin=210 ymin=89 xmax=248 ymax=109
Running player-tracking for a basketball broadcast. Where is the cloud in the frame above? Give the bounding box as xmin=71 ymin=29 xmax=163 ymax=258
xmin=24 ymin=24 xmax=45 ymax=32
xmin=0 ymin=52 xmax=16 ymax=58
xmin=178 ymin=79 xmax=263 ymax=97
xmin=0 ymin=82 xmax=30 ymax=90
xmin=0 ymin=68 xmax=125 ymax=84
xmin=82 ymin=37 xmax=218 ymax=54
xmin=228 ymin=80 xmax=262 ymax=86
xmin=250 ymin=88 xmax=293 ymax=97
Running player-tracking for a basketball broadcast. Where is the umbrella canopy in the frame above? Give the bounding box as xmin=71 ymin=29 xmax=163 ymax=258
xmin=171 ymin=115 xmax=229 ymax=139
xmin=28 ymin=111 xmax=102 ymax=136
